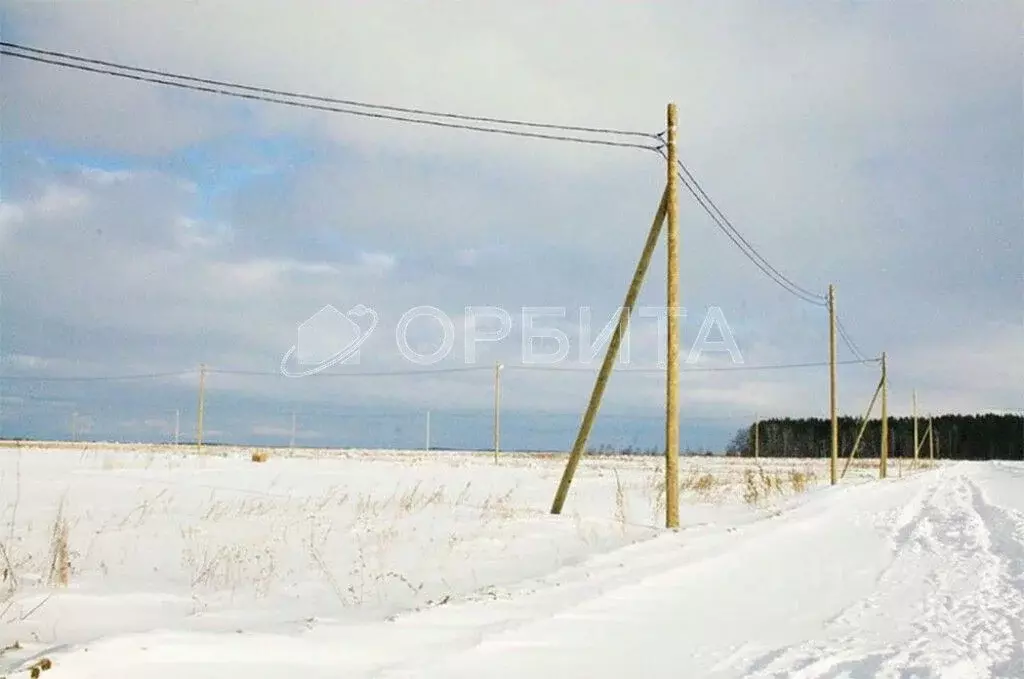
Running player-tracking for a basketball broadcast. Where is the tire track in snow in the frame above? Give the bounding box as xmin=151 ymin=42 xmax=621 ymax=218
xmin=736 ymin=468 xmax=1024 ymax=678
xmin=966 ymin=477 xmax=1024 ymax=677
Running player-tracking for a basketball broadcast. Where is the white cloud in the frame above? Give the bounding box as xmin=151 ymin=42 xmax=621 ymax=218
xmin=80 ymin=167 xmax=133 ymax=185
xmin=0 ymin=203 xmax=26 ymax=245
xmin=34 ymin=184 xmax=90 ymax=217
xmin=7 ymin=353 xmax=50 ymax=369
xmin=0 ymin=0 xmax=1018 ymax=429
xmin=358 ymin=251 xmax=397 ymax=276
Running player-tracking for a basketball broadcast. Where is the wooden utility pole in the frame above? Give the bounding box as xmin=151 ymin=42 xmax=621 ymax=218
xmin=665 ymin=102 xmax=680 ymax=529
xmin=754 ymin=415 xmax=760 ymax=460
xmin=493 ymin=363 xmax=503 ymax=463
xmin=196 ymin=363 xmax=207 ymax=454
xmin=928 ymin=415 xmax=935 ymax=463
xmin=828 ymin=284 xmax=838 ymax=485
xmin=880 ymin=352 xmax=888 ymax=479
xmin=551 ymin=188 xmax=669 ymax=515
xmin=913 ymin=389 xmax=919 ymax=467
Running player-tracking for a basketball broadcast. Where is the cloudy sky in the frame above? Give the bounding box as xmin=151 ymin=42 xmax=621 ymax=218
xmin=1 ymin=1 xmax=1021 ymax=450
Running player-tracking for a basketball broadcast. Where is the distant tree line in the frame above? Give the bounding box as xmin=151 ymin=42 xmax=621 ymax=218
xmin=726 ymin=413 xmax=1024 ymax=460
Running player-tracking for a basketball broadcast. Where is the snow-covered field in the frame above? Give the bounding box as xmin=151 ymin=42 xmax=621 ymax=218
xmin=1 ymin=444 xmax=1021 ymax=678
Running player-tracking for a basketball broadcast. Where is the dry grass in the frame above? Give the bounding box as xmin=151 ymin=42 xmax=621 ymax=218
xmin=27 ymin=657 xmax=54 ymax=677
xmin=46 ymin=498 xmax=71 ymax=588
xmin=0 ymin=449 xmax=862 ymax=631
xmin=613 ymin=470 xmax=628 ymax=530
xmin=693 ymin=472 xmax=717 ymax=498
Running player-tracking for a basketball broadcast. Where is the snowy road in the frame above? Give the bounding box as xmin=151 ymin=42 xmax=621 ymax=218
xmin=395 ymin=463 xmax=1024 ymax=679
xmin=3 ymin=454 xmax=1022 ymax=678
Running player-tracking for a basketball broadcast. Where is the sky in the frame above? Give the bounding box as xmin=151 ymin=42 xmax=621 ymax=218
xmin=0 ymin=1 xmax=1021 ymax=451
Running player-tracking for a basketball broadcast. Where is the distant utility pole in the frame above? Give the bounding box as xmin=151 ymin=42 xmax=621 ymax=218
xmin=754 ymin=414 xmax=760 ymax=460
xmin=196 ymin=363 xmax=207 ymax=455
xmin=828 ymin=284 xmax=838 ymax=485
xmin=928 ymin=415 xmax=935 ymax=463
xmin=913 ymin=389 xmax=919 ymax=466
xmin=493 ymin=363 xmax=504 ymax=463
xmin=880 ymin=353 xmax=888 ymax=479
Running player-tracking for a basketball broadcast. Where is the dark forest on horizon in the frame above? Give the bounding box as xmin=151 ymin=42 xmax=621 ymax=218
xmin=726 ymin=413 xmax=1024 ymax=460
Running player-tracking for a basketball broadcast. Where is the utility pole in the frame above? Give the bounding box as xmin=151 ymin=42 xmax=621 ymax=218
xmin=880 ymin=352 xmax=888 ymax=479
xmin=913 ymin=389 xmax=919 ymax=467
xmin=665 ymin=102 xmax=680 ymax=529
xmin=828 ymin=284 xmax=838 ymax=485
xmin=928 ymin=415 xmax=935 ymax=463
xmin=754 ymin=414 xmax=760 ymax=460
xmin=493 ymin=363 xmax=503 ymax=463
xmin=196 ymin=363 xmax=207 ymax=455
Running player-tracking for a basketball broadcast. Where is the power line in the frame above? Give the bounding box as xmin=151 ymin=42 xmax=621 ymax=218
xmin=665 ymin=153 xmax=878 ymax=366
xmin=0 ymin=44 xmax=664 ymax=153
xmin=0 ymin=370 xmax=193 ymax=383
xmin=210 ymin=365 xmax=492 ymax=378
xmin=666 ymin=156 xmax=826 ymax=306
xmin=3 ymin=41 xmax=881 ymax=379
xmin=0 ymin=359 xmax=880 ymax=383
xmin=1 ymin=41 xmax=662 ymax=142
xmin=836 ymin=316 xmax=869 ymax=362
xmin=507 ymin=358 xmax=878 ymax=374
